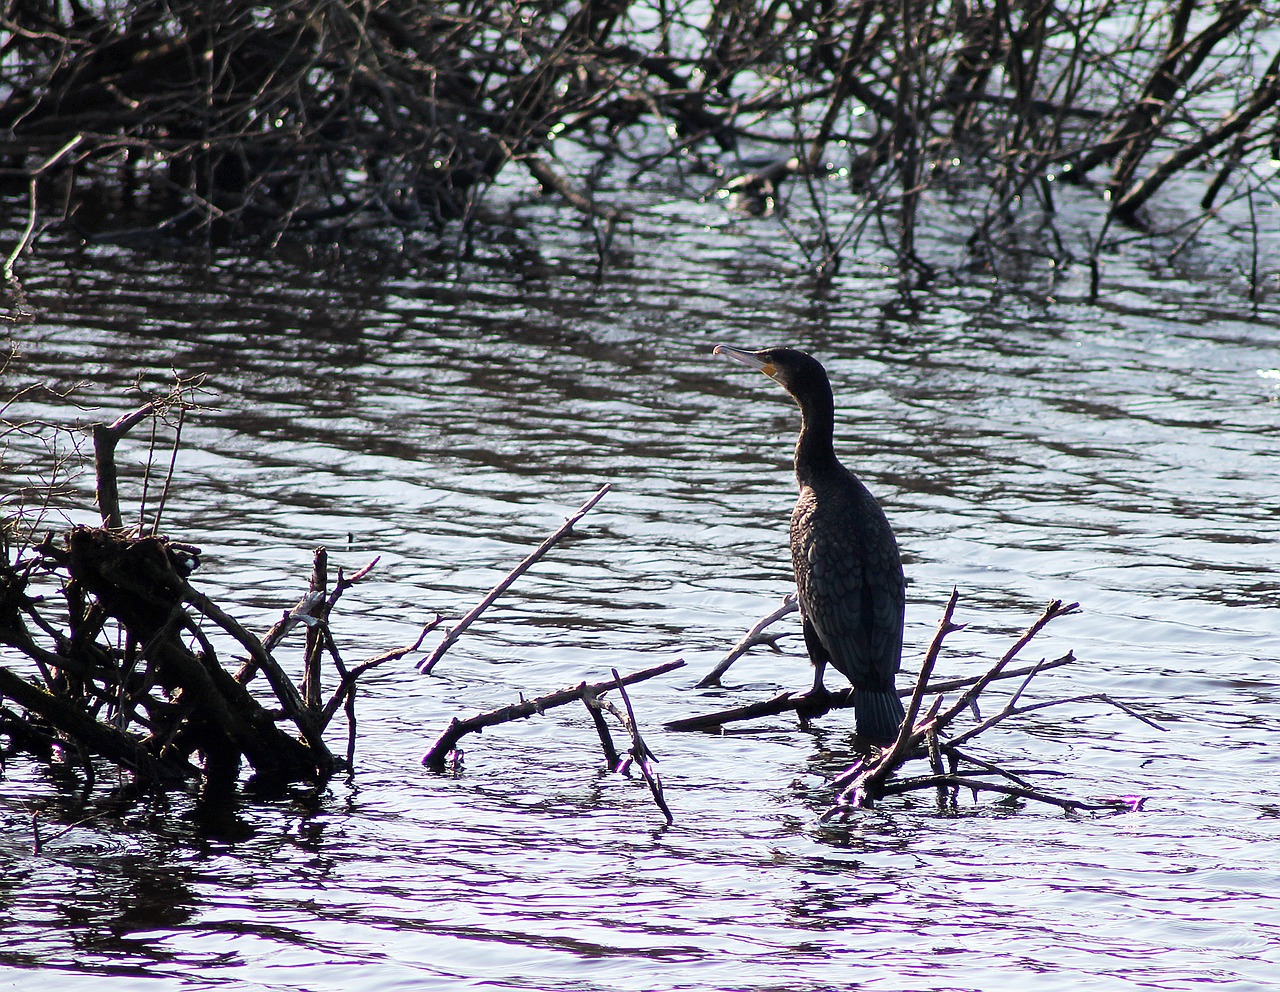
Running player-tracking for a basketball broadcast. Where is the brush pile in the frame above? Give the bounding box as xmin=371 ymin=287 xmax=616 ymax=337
xmin=2 ymin=1 xmax=1277 ymax=276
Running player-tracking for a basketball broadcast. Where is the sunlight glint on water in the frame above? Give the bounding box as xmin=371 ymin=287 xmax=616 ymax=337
xmin=1 ymin=210 xmax=1278 ymax=991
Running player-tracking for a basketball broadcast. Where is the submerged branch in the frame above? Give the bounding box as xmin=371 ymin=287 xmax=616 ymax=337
xmin=668 ymin=652 xmax=1078 ymax=733
xmin=422 ymin=658 xmax=685 ymax=772
xmin=862 ymin=776 xmax=1135 ymax=814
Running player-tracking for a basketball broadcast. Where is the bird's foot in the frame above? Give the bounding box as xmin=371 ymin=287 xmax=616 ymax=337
xmin=797 ymin=682 xmax=834 ymax=726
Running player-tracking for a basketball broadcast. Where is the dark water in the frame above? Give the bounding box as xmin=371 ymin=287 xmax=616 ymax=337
xmin=2 ymin=186 xmax=1279 ymax=990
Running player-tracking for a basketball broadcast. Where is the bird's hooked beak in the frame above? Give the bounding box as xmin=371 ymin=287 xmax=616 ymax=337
xmin=714 ymin=345 xmax=777 ymax=379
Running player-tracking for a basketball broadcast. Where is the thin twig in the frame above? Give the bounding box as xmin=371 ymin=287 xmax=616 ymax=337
xmin=321 ymin=618 xmax=441 ymax=728
xmin=149 ymin=405 xmax=184 ymax=536
xmin=4 ymin=134 xmax=83 ymax=286
xmin=922 ymin=654 xmax=1077 ymax=695
xmin=695 ymin=594 xmax=797 ymax=688
xmin=610 ymin=667 xmax=673 ymax=825
xmin=418 ymin=484 xmax=611 ymax=674
xmin=947 ymin=691 xmax=1165 ymax=748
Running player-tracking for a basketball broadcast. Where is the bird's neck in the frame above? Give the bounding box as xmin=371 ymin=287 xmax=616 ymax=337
xmin=793 ymin=390 xmax=840 ymax=485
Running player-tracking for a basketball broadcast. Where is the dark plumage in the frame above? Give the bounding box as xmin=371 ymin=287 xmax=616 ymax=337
xmin=715 ymin=345 xmax=906 ymax=743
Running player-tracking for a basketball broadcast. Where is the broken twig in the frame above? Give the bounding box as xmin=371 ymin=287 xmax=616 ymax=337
xmin=695 ymin=594 xmax=798 ymax=688
xmin=418 ymin=484 xmax=611 ymax=674
xmin=820 ymin=598 xmax=1156 ymax=816
xmin=606 ymin=667 xmax=673 ymax=825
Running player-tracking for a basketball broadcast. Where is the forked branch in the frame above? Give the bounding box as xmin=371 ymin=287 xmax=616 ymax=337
xmin=677 ymin=590 xmax=1155 ymax=815
xmin=824 ymin=598 xmax=1159 ymax=816
xmin=422 ymin=658 xmax=685 ymax=772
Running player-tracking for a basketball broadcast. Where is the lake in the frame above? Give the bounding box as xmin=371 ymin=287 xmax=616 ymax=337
xmin=1 ymin=184 xmax=1279 ymax=991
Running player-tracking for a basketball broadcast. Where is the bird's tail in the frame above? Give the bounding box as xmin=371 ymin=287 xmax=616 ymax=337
xmin=854 ymin=688 xmax=905 ymax=744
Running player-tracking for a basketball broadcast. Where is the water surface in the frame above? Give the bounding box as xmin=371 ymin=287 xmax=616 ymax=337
xmin=2 ymin=194 xmax=1279 ymax=991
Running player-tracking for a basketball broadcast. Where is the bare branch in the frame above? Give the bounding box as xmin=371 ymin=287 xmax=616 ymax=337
xmin=418 ymin=484 xmax=611 ymax=674
xmin=422 ymin=658 xmax=685 ymax=771
xmin=679 ymin=589 xmax=1152 ymax=815
xmin=320 ymin=617 xmax=442 ymax=729
xmin=695 ymin=593 xmax=797 ymax=688
xmin=608 ymin=667 xmax=673 ymax=825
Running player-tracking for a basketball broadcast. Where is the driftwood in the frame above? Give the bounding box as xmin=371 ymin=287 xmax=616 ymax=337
xmin=0 ymin=387 xmax=435 ymax=816
xmin=677 ymin=589 xmax=1159 ymax=813
xmin=423 ymin=658 xmax=683 ymax=824
xmin=422 ymin=658 xmax=684 ymax=770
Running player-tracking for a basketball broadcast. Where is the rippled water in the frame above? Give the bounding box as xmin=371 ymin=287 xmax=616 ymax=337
xmin=2 ymin=194 xmax=1279 ymax=991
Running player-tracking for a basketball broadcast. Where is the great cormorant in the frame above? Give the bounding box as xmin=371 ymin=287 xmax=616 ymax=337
xmin=715 ymin=345 xmax=906 ymax=743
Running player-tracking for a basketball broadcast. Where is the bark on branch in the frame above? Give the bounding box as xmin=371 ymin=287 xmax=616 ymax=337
xmin=422 ymin=658 xmax=685 ymax=772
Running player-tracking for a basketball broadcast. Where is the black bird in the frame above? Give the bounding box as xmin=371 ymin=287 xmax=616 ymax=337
xmin=715 ymin=345 xmax=906 ymax=743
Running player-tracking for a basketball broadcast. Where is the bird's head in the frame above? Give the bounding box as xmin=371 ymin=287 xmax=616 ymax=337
xmin=713 ymin=345 xmax=830 ymax=398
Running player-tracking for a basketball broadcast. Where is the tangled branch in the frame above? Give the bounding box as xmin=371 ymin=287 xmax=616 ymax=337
xmin=0 ymin=389 xmax=435 ymax=815
xmin=1 ymin=1 xmax=1276 ymax=284
xmin=678 ymin=588 xmax=1160 ymax=814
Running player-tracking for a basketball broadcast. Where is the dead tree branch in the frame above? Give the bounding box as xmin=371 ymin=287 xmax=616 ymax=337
xmin=821 ymin=598 xmax=1156 ymax=816
xmin=0 ymin=393 xmax=441 ymax=808
xmin=422 ymin=658 xmax=685 ymax=772
xmin=1112 ymin=48 xmax=1280 ymax=220
xmin=668 ymin=653 xmax=1078 ymax=733
xmin=418 ymin=483 xmax=611 ymax=674
xmin=2 ymin=1 xmax=1276 ymax=276
xmin=695 ymin=593 xmax=797 ymax=688
xmin=677 ymin=589 xmax=1152 ymax=814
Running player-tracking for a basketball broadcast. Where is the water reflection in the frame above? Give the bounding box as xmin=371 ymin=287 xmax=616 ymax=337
xmin=0 ymin=818 xmax=196 ymax=973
